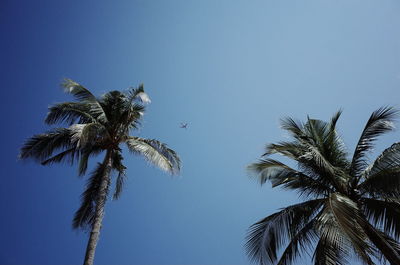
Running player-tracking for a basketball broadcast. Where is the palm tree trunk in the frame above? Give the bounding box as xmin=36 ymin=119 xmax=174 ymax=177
xmin=83 ymin=150 xmax=113 ymax=265
xmin=360 ymin=219 xmax=400 ymax=265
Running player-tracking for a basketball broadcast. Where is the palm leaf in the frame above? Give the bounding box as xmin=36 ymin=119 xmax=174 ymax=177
xmin=359 ymin=168 xmax=400 ymax=198
xmin=73 ymin=163 xmax=108 ymax=230
xmin=45 ymin=102 xmax=96 ymax=125
xmin=126 ymin=137 xmax=181 ymax=175
xmin=362 ymin=198 xmax=400 ymax=239
xmin=19 ymin=128 xmax=74 ymax=162
xmin=276 ymin=219 xmax=318 ymax=265
xmin=245 ymin=199 xmax=324 ymax=265
xmin=364 ymin=142 xmax=400 ymax=178
xmin=350 ymin=107 xmax=398 ymax=183
xmin=112 ymin=151 xmax=127 ymax=200
xmin=248 ymin=159 xmax=333 ymax=197
xmin=40 ymin=148 xmax=77 ymax=166
xmin=62 ymin=79 xmax=108 ymax=123
xmin=326 ymin=193 xmax=375 ymax=264
xmin=313 ymin=236 xmax=349 ymax=265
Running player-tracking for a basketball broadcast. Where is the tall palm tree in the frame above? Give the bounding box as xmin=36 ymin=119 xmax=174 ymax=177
xmin=19 ymin=79 xmax=181 ymax=265
xmin=246 ymin=107 xmax=400 ymax=265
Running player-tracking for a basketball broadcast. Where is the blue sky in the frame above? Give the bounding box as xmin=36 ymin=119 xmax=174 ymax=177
xmin=1 ymin=0 xmax=400 ymax=264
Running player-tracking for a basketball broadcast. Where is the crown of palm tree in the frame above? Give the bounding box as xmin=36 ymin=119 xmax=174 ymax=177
xmin=246 ymin=107 xmax=400 ymax=265
xmin=20 ymin=79 xmax=180 ymax=230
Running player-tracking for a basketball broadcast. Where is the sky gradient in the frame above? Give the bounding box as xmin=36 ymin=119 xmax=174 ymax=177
xmin=2 ymin=0 xmax=400 ymax=264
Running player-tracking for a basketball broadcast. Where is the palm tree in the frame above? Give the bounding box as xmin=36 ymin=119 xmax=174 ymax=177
xmin=19 ymin=79 xmax=181 ymax=265
xmin=246 ymin=107 xmax=400 ymax=265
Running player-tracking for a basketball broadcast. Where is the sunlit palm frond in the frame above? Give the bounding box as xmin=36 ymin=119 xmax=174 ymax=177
xmin=62 ymin=79 xmax=107 ymax=123
xmin=69 ymin=123 xmax=107 ymax=148
xmin=126 ymin=136 xmax=181 ymax=175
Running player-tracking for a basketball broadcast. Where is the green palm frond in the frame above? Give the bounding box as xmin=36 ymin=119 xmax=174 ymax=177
xmin=62 ymin=79 xmax=108 ymax=123
xmin=126 ymin=137 xmax=181 ymax=175
xmin=350 ymin=107 xmax=398 ymax=183
xmin=245 ymin=199 xmax=324 ymax=265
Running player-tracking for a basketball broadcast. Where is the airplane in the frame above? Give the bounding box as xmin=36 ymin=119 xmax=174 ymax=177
xmin=180 ymin=122 xmax=188 ymax=129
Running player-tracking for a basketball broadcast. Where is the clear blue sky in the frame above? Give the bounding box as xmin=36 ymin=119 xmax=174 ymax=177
xmin=1 ymin=0 xmax=400 ymax=264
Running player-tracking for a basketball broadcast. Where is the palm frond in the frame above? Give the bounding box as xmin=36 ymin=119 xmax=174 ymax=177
xmin=126 ymin=137 xmax=181 ymax=175
xmin=73 ymin=162 xmax=110 ymax=230
xmin=350 ymin=107 xmax=398 ymax=183
xmin=247 ymin=159 xmax=333 ymax=197
xmin=364 ymin=142 xmax=400 ymax=178
xmin=329 ymin=109 xmax=342 ymax=130
xmin=245 ymin=199 xmax=324 ymax=265
xmin=112 ymin=151 xmax=127 ymax=200
xmin=72 ymin=163 xmax=105 ymax=229
xmin=126 ymin=84 xmax=146 ymax=102
xmin=313 ymin=236 xmax=350 ymax=265
xmin=264 ymin=142 xmax=301 ymax=159
xmin=359 ymin=168 xmax=400 ymax=198
xmin=326 ymin=193 xmax=376 ymax=264
xmin=78 ymin=150 xmax=91 ymax=176
xmin=19 ymin=128 xmax=74 ymax=162
xmin=276 ymin=220 xmax=318 ymax=265
xmin=280 ymin=117 xmax=304 ymax=138
xmin=362 ymin=198 xmax=400 ymax=239
xmin=40 ymin=148 xmax=77 ymax=166
xmin=69 ymin=123 xmax=107 ymax=148
xmin=45 ymin=102 xmax=96 ymax=125
xmin=62 ymin=79 xmax=108 ymax=123
xmin=376 ymin=232 xmax=400 ymax=264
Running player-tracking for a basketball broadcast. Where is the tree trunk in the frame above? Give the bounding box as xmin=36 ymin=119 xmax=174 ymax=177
xmin=361 ymin=219 xmax=400 ymax=265
xmin=83 ymin=150 xmax=113 ymax=265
